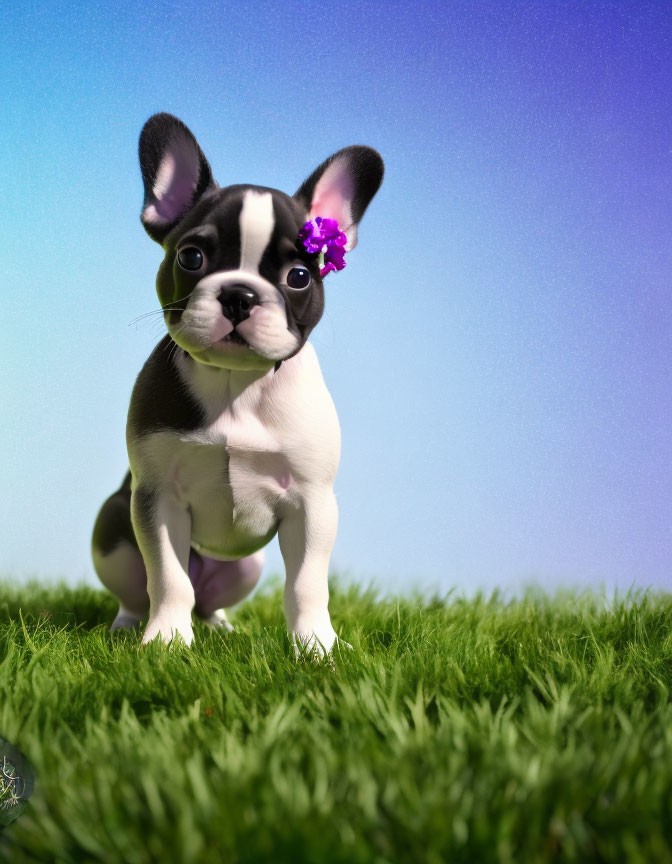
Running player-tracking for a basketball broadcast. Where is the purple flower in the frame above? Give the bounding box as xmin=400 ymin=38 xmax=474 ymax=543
xmin=297 ymin=220 xmax=324 ymax=254
xmin=324 ymin=242 xmax=346 ymax=270
xmin=298 ymin=216 xmax=349 ymax=278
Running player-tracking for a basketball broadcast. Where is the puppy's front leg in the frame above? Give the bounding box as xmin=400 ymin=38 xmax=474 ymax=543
xmin=131 ymin=486 xmax=195 ymax=646
xmin=278 ymin=486 xmax=341 ymax=657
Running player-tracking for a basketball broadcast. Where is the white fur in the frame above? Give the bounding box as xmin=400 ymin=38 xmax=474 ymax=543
xmin=202 ymin=608 xmax=234 ymax=631
xmin=135 ymin=493 xmax=196 ymax=646
xmin=110 ymin=606 xmax=142 ymax=631
xmin=165 ymin=190 xmax=298 ymax=362
xmin=170 ymin=268 xmax=299 ymax=362
xmin=239 ymin=191 xmax=275 ymax=272
xmin=130 ymin=342 xmax=342 ymax=654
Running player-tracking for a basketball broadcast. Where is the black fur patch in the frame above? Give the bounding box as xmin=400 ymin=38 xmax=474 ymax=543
xmin=293 ymin=145 xmax=384 ymax=225
xmin=154 ymin=183 xmax=326 ymax=360
xmin=258 ymin=192 xmax=325 ymax=358
xmin=139 ymin=113 xmax=218 ymax=244
xmin=92 ymin=472 xmax=136 ymax=556
xmin=127 ymin=335 xmax=205 ymax=437
xmin=156 ymin=189 xmax=244 ymax=309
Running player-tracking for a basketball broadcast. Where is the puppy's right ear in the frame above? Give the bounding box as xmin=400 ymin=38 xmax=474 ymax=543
xmin=139 ymin=113 xmax=217 ymax=244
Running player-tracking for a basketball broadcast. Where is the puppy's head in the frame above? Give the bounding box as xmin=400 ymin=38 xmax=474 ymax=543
xmin=138 ymin=113 xmax=384 ymax=370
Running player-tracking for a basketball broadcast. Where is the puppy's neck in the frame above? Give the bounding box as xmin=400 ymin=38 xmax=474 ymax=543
xmin=176 ymin=349 xmax=274 ymax=407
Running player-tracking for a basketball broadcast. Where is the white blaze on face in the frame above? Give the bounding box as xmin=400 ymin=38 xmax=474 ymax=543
xmin=239 ymin=190 xmax=275 ymax=274
xmin=234 ymin=189 xmax=299 ymax=360
xmin=173 ymin=188 xmax=299 ymax=367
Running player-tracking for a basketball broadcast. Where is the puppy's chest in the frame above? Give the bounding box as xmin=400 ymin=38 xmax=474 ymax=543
xmin=175 ymin=414 xmax=293 ymax=501
xmin=146 ymin=409 xmax=296 ymax=558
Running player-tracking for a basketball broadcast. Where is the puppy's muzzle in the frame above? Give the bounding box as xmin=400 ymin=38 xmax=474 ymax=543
xmin=218 ymin=284 xmax=259 ymax=326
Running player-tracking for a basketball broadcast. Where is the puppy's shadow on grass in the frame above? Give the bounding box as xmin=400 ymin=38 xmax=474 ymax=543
xmin=0 ymin=580 xmax=117 ymax=631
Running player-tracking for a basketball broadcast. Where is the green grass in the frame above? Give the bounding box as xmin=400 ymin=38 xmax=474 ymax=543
xmin=0 ymin=579 xmax=671 ymax=863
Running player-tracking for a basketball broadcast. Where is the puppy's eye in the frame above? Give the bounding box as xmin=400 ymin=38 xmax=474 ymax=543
xmin=286 ymin=267 xmax=312 ymax=289
xmin=177 ymin=246 xmax=204 ymax=271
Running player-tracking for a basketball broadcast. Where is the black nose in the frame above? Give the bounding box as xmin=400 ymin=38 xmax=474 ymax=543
xmin=218 ymin=285 xmax=259 ymax=325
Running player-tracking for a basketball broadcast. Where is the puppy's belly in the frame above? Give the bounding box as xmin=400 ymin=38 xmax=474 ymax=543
xmin=174 ymin=444 xmax=287 ymax=561
xmin=189 ymin=489 xmax=278 ymax=561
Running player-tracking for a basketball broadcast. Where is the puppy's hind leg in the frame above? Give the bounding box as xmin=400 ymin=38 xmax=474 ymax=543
xmin=92 ymin=472 xmax=150 ymax=631
xmin=110 ymin=604 xmax=143 ymax=632
xmin=191 ymin=549 xmax=265 ymax=630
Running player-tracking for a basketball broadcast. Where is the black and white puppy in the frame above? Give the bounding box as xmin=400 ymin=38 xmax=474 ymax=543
xmin=92 ymin=113 xmax=383 ymax=654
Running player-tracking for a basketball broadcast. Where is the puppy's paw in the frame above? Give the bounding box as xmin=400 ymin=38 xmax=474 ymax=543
xmin=110 ymin=606 xmax=143 ymax=632
xmin=142 ymin=610 xmax=194 ymax=647
xmin=291 ymin=620 xmax=341 ymax=660
xmin=334 ymin=636 xmax=354 ymax=652
xmin=200 ymin=608 xmax=234 ymax=633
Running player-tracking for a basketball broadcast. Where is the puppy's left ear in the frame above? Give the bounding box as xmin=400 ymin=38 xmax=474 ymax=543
xmin=139 ymin=113 xmax=218 ymax=244
xmin=293 ymin=146 xmax=384 ymax=251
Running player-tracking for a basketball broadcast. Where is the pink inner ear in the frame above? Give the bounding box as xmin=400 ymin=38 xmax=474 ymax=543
xmin=143 ymin=133 xmax=200 ymax=226
xmin=309 ymin=159 xmax=354 ymax=229
xmin=146 ymin=175 xmax=197 ymax=224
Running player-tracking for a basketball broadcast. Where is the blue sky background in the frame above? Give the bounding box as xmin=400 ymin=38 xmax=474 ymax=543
xmin=1 ymin=0 xmax=670 ymax=596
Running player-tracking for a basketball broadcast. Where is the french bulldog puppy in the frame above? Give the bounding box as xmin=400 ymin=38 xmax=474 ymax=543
xmin=92 ymin=113 xmax=383 ymax=654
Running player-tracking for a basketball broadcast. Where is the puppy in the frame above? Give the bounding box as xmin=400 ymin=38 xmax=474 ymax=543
xmin=92 ymin=113 xmax=383 ymax=654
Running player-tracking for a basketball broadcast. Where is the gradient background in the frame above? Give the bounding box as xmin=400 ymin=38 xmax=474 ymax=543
xmin=1 ymin=1 xmax=670 ymax=596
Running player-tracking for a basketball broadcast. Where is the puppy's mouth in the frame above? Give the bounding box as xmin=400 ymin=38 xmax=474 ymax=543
xmin=218 ymin=330 xmax=249 ymax=347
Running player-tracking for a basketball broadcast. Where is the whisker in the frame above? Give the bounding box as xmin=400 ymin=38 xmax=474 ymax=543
xmin=128 ymin=293 xmax=194 ymax=328
xmin=168 ymin=339 xmax=182 ymax=363
xmin=150 ymin=319 xmax=167 ymax=338
xmin=128 ymin=308 xmax=185 ymax=327
xmin=165 ymin=322 xmax=188 ymax=363
xmin=128 ymin=311 xmax=168 ymax=327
